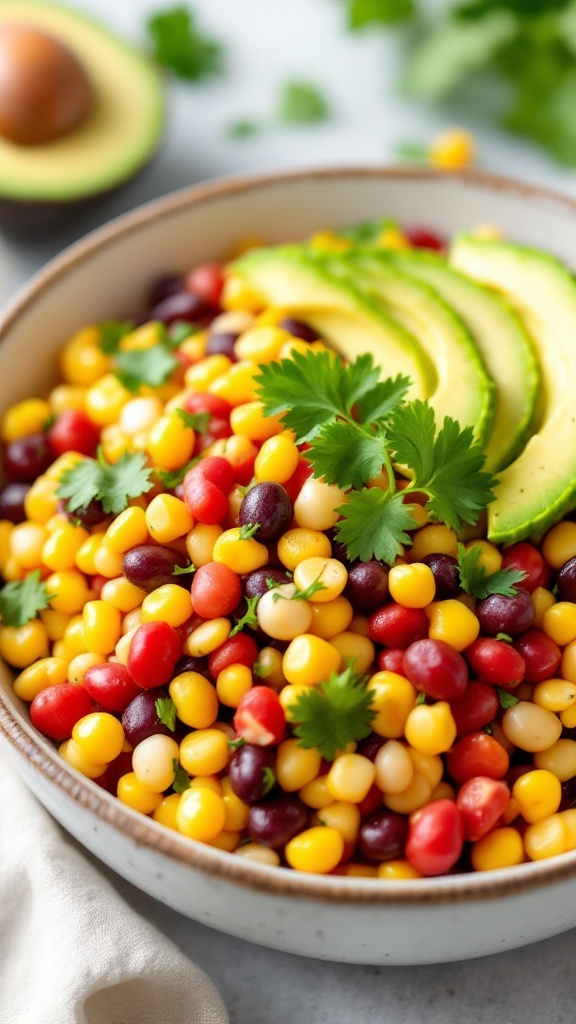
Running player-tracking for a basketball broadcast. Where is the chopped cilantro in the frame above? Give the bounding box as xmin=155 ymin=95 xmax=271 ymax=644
xmin=56 ymin=448 xmax=154 ymax=516
xmin=147 ymin=5 xmax=222 ymax=81
xmin=156 ymin=456 xmax=201 ymax=489
xmin=169 ymin=320 xmax=200 ymax=346
xmin=415 ymin=692 xmax=427 ymax=705
xmin=114 ymin=343 xmax=179 ymax=393
xmin=343 ymin=0 xmax=415 ymax=29
xmin=173 ymin=563 xmax=196 ymax=576
xmin=172 ymin=759 xmax=192 ymax=794
xmin=99 ymin=320 xmax=135 ymax=355
xmin=277 ymin=81 xmax=330 ymax=124
xmin=288 ymin=664 xmax=375 ymax=761
xmin=497 ymin=687 xmax=520 ymax=709
xmin=229 ymin=594 xmax=260 ymax=637
xmin=496 ymin=632 xmax=513 ymax=643
xmin=227 ymin=120 xmax=260 ymax=139
xmin=0 ymin=570 xmax=55 ymax=628
xmin=457 ymin=543 xmax=526 ymax=599
xmin=238 ymin=523 xmax=260 ymax=540
xmin=228 ymin=737 xmax=246 ymax=751
xmin=175 ymin=409 xmax=211 ymax=434
xmin=262 ymin=766 xmax=276 ymax=796
xmin=155 ymin=696 xmax=176 ymax=731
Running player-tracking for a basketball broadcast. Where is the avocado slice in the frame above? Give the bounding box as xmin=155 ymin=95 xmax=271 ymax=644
xmin=318 ymin=250 xmax=494 ymax=446
xmin=0 ymin=2 xmax=164 ymax=226
xmin=451 ymin=234 xmax=576 ymax=544
xmin=384 ymin=251 xmax=540 ymax=472
xmin=230 ymin=246 xmax=435 ymax=399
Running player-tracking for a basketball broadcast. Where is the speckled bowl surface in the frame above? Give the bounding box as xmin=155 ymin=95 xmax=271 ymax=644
xmin=2 ymin=168 xmax=576 ymax=965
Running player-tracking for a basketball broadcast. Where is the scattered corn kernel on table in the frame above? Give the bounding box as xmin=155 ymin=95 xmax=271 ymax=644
xmin=2 ymin=1 xmax=576 ymax=1021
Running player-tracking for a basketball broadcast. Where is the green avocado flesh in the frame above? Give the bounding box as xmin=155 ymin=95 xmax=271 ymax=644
xmin=0 ymin=2 xmax=164 ymax=201
xmin=451 ymin=235 xmax=576 ymax=544
xmin=317 ymin=250 xmax=494 ymax=446
xmin=384 ymin=251 xmax=540 ymax=472
xmin=232 ymin=247 xmax=435 ymax=400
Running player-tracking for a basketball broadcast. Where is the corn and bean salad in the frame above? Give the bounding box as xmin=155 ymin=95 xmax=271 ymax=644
xmin=2 ymin=230 xmax=576 ymax=880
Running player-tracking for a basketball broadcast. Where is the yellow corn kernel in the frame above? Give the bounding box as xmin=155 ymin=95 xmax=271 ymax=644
xmin=429 ymin=128 xmax=476 ymax=170
xmin=67 ymin=652 xmax=106 ymax=685
xmin=9 ymin=522 xmax=47 ymax=569
xmin=470 ymin=827 xmax=524 ymax=871
xmin=407 ymin=747 xmax=444 ymax=790
xmin=23 ymin=476 xmax=59 ymax=524
xmin=524 ymin=814 xmax=567 ymax=860
xmin=216 ymin=663 xmax=253 ymax=708
xmin=404 ymin=702 xmax=457 ymax=756
xmin=234 ymin=843 xmax=281 ymax=866
xmin=99 ymin=426 xmax=129 ymax=464
xmin=117 ymin=772 xmax=163 ymax=814
xmin=230 ymin=401 xmax=283 ymax=442
xmin=408 ymin=524 xmax=458 ymax=562
xmin=119 ymin=321 xmax=163 ymax=352
xmin=513 ymin=769 xmax=562 ymax=823
xmin=74 ymin=533 xmax=104 ymax=576
xmin=292 ymin=557 xmax=347 ymax=604
xmin=84 ymin=374 xmax=130 ymax=426
xmin=169 ymin=671 xmax=219 ymax=728
xmin=0 ymin=520 xmax=13 ymax=572
xmin=184 ymin=617 xmax=231 ymax=657
xmin=277 ymin=528 xmax=332 ymax=570
xmin=427 ymin=599 xmax=480 ymax=652
xmin=82 ymin=600 xmax=122 ymax=655
xmin=220 ymin=272 xmax=264 ymax=311
xmin=0 ymin=619 xmax=49 ymax=668
xmin=276 ymin=738 xmax=322 ymax=792
xmin=282 ymin=633 xmax=341 ymax=687
xmin=1 ymin=556 xmax=25 ymax=582
xmin=255 ymin=434 xmax=300 ymax=483
xmin=41 ymin=522 xmax=90 ymax=573
xmin=543 ymin=602 xmax=576 ymax=647
xmin=49 ymin=385 xmax=87 ymax=415
xmin=60 ymin=334 xmax=111 ymax=388
xmin=153 ymin=793 xmax=181 ymax=831
xmin=384 ymin=772 xmax=432 ymax=814
xmin=93 ymin=542 xmax=124 ymax=579
xmin=234 ymin=324 xmax=292 ymax=364
xmin=141 ymin=584 xmax=193 ymax=628
xmin=542 ymin=522 xmax=576 ymax=570
xmin=145 ymin=494 xmax=193 ymax=544
xmin=72 ymin=711 xmax=124 ymax=764
xmin=378 ymin=859 xmax=422 ymax=880
xmin=220 ymin=776 xmax=250 ymax=832
xmin=299 ymin=774 xmax=332 ymax=809
xmin=188 ymin=775 xmax=222 ymax=795
xmin=317 ymin=801 xmax=361 ymax=844
xmin=184 ymin=523 xmax=221 ymax=567
xmin=368 ymin=671 xmax=417 ymax=738
xmin=185 ymin=354 xmax=232 ymax=393
xmin=1 ymin=398 xmax=51 ymax=442
xmin=374 ymin=739 xmax=414 ymax=794
xmin=377 ymin=226 xmax=411 ymax=250
xmin=309 ymin=229 xmax=352 ymax=252
xmin=389 ymin=563 xmax=435 ymax=609
xmin=40 ymin=608 xmax=70 ymax=641
xmin=251 ymin=647 xmax=284 ymax=691
xmin=285 ymin=826 xmax=344 ymax=873
xmin=104 ymin=507 xmax=149 ymax=553
xmin=13 ymin=656 xmax=68 ymax=701
xmin=60 ymin=738 xmax=106 ymax=780
xmin=562 ymin=808 xmax=576 ymax=851
xmin=502 ymin=701 xmax=562 ymax=752
xmin=147 ymin=413 xmax=195 ymax=470
xmin=100 ymin=577 xmax=146 ymax=613
xmin=308 ymin=596 xmax=354 ymax=640
xmin=533 ymin=678 xmax=576 ymax=713
xmin=63 ymin=614 xmax=89 ymax=656
xmin=464 ymin=539 xmax=502 ymax=574
xmin=179 ymin=728 xmax=230 ymax=776
xmin=209 ymin=361 xmax=259 ymax=406
xmin=330 ymin=632 xmax=375 ymax=675
xmin=534 ymin=738 xmax=576 ymax=782
xmin=293 ymin=478 xmax=346 ymax=532
xmin=532 ymin=587 xmax=556 ymax=628
xmin=326 ymin=753 xmax=376 ymax=803
xmin=176 ymin=787 xmax=227 ymax=842
xmin=212 ymin=528 xmax=268 ymax=574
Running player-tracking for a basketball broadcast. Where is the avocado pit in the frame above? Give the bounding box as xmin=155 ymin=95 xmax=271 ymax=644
xmin=0 ymin=23 xmax=92 ymax=146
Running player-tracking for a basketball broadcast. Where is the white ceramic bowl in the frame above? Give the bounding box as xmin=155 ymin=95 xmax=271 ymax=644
xmin=2 ymin=168 xmax=576 ymax=966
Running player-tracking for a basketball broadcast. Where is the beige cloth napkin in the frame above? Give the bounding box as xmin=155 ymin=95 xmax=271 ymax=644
xmin=0 ymin=742 xmax=229 ymax=1024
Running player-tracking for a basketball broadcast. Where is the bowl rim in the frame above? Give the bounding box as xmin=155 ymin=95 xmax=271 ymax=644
xmin=2 ymin=163 xmax=576 ymax=905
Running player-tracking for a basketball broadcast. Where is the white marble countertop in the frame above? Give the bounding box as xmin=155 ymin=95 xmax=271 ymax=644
xmin=2 ymin=2 xmax=576 ymax=1020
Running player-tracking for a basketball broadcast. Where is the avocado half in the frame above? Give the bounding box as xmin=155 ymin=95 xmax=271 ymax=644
xmin=0 ymin=1 xmax=165 ymax=231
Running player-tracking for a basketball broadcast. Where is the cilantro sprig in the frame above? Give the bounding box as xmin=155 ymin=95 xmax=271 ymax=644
xmin=230 ymin=594 xmax=260 ymax=637
xmin=56 ymin=448 xmax=154 ymax=516
xmin=172 ymin=759 xmax=192 ymax=794
xmin=457 ymin=543 xmax=526 ymax=599
xmin=155 ymin=696 xmax=177 ymax=731
xmin=256 ymin=347 xmax=497 ymax=565
xmin=114 ymin=344 xmax=180 ymax=393
xmin=288 ymin=664 xmax=375 ymax=761
xmin=147 ymin=5 xmax=222 ymax=82
xmin=0 ymin=570 xmax=55 ymax=628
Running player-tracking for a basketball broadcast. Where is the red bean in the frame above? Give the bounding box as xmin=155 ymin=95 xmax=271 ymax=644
xmin=359 ymin=810 xmax=408 ymax=861
xmin=127 ymin=621 xmax=181 ymax=689
xmin=406 ymin=799 xmax=464 ymax=876
xmin=465 ymin=637 xmax=525 ymax=689
xmin=208 ymin=633 xmax=259 ymax=677
xmin=476 ymin=588 xmax=535 ymax=637
xmin=447 ymin=732 xmax=509 ymax=785
xmin=451 ymin=681 xmax=499 ymax=736
xmin=513 ymin=630 xmax=561 ymax=683
xmin=233 ymin=686 xmax=285 ymax=746
xmin=500 ymin=542 xmax=549 ymax=592
xmin=403 ymin=638 xmax=468 ymax=702
xmin=249 ymin=797 xmax=308 ymax=848
xmin=121 ymin=689 xmax=171 ymax=746
xmin=186 ymin=455 xmax=234 ymax=493
xmin=191 ymin=562 xmax=242 ymax=618
xmin=229 ymin=744 xmax=276 ymax=804
xmin=369 ymin=605 xmax=429 ymax=648
xmin=377 ymin=648 xmax=406 ymax=675
xmin=48 ymin=410 xmax=100 ymax=457
xmin=83 ymin=662 xmax=141 ymax=713
xmin=30 ymin=683 xmax=93 ymax=741
xmin=456 ymin=776 xmax=510 ymax=841
xmin=182 ymin=475 xmax=228 ymax=525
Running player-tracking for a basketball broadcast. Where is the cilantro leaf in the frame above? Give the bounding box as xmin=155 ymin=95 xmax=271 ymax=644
xmin=340 ymin=218 xmax=398 ymax=245
xmin=256 ymin=349 xmax=384 ymax=442
xmin=388 ymin=401 xmax=497 ymax=531
xmin=292 ymin=581 xmax=327 ymax=602
xmin=114 ymin=344 xmax=179 ymax=393
xmin=277 ymin=81 xmax=330 ymax=124
xmin=227 ymin=119 xmax=260 ymax=139
xmin=238 ymin=523 xmax=260 ymax=540
xmin=57 ymin=448 xmax=154 ymax=516
xmin=169 ymin=321 xmax=200 ymax=347
xmin=308 ymin=421 xmax=387 ymax=489
xmin=147 ymin=5 xmax=222 ymax=81
xmin=402 ymin=8 xmax=518 ymax=99
xmin=288 ymin=664 xmax=375 ymax=761
xmin=173 ymin=563 xmax=196 ymax=576
xmin=262 ymin=766 xmax=276 ymax=796
xmin=394 ymin=141 xmax=429 ymax=163
xmin=99 ymin=320 xmax=135 ymax=355
xmin=457 ymin=543 xmax=526 ymax=599
xmin=155 ymin=696 xmax=176 ymax=731
xmin=0 ymin=570 xmax=55 ymax=628
xmin=354 ymin=373 xmax=411 ymax=424
xmin=335 ymin=488 xmax=417 ymax=564
xmin=345 ymin=0 xmax=415 ymax=29
xmin=176 ymin=409 xmax=210 ymax=434
xmin=230 ymin=594 xmax=260 ymax=637
xmin=497 ymin=687 xmax=520 ymax=709
xmin=172 ymin=760 xmax=192 ymax=794
xmin=156 ymin=456 xmax=201 ymax=489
